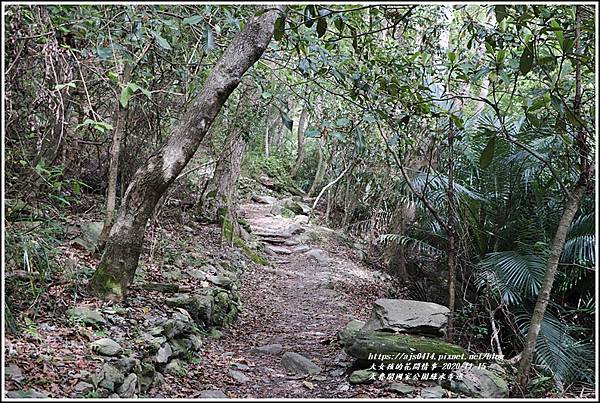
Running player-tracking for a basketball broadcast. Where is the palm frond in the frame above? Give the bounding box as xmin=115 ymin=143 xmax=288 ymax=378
xmin=515 ymin=309 xmax=595 ymax=383
xmin=475 ymin=251 xmax=546 ymax=305
xmin=378 ymin=233 xmax=445 ymax=256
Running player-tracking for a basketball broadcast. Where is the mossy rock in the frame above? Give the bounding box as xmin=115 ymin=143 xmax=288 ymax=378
xmin=338 ymin=319 xmax=366 ymax=346
xmin=349 ymin=369 xmax=376 ymax=384
xmin=280 ymin=207 xmax=296 ymax=218
xmin=166 ymin=293 xmax=214 ymax=327
xmin=346 ymin=331 xmax=466 ymax=363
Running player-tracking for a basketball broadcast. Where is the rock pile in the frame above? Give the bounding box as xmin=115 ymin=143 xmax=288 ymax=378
xmin=339 ymin=299 xmax=510 ymax=398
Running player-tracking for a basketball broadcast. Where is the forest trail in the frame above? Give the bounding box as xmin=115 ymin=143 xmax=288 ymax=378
xmin=192 ymin=198 xmax=391 ymax=398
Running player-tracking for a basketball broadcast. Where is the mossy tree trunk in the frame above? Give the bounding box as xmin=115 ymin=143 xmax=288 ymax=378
xmin=89 ymin=6 xmax=283 ymax=300
xmin=200 ymin=130 xmax=246 ymax=225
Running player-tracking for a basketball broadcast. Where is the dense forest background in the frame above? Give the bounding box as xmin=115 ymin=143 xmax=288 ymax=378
xmin=3 ymin=3 xmax=597 ymax=399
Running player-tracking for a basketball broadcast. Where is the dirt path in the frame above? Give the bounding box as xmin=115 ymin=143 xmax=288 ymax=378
xmin=194 ymin=200 xmax=392 ymax=398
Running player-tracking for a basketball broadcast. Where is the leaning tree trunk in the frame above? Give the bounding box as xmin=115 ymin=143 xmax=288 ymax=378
xmin=89 ymin=7 xmax=282 ymax=300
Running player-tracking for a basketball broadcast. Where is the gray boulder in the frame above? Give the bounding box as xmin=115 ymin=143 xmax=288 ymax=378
xmin=349 ymin=369 xmax=375 ymax=384
xmin=67 ymin=306 xmax=107 ymax=328
xmin=74 ymin=381 xmax=94 ymax=394
xmin=305 ymin=249 xmax=328 ymax=266
xmin=387 ymin=383 xmax=416 ymax=395
xmin=90 ymin=338 xmax=123 ymax=357
xmin=156 ymin=343 xmax=172 ymax=364
xmin=6 ymin=389 xmax=50 ymax=398
xmin=164 ymin=359 xmax=185 ymax=376
xmin=442 ymin=365 xmax=509 ymax=398
xmin=95 ymin=364 xmax=125 ymax=392
xmin=5 ymin=363 xmax=24 ymax=382
xmin=346 ymin=331 xmax=465 ymax=362
xmin=199 ymin=389 xmax=228 ymax=398
xmin=228 ymin=369 xmax=249 ymax=383
xmin=421 ymin=385 xmax=446 ymax=398
xmin=117 ymin=374 xmax=137 ymax=398
xmin=206 ymin=275 xmax=233 ymax=289
xmin=166 ymin=293 xmax=214 ymax=327
xmin=360 ymin=299 xmax=449 ymax=337
xmin=338 ymin=320 xmax=365 ymax=346
xmin=281 ymin=352 xmax=321 ymax=375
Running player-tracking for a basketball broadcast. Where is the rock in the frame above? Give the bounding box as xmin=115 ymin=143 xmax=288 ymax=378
xmin=136 ymin=363 xmax=156 ymax=392
xmin=80 ymin=221 xmax=103 ymax=249
xmin=442 ymin=365 xmax=509 ymax=398
xmin=95 ymin=363 xmax=125 ymax=392
xmin=156 ymin=343 xmax=172 ymax=364
xmin=294 ymin=215 xmax=309 ymax=224
xmin=281 ymin=352 xmax=321 ymax=375
xmin=117 ymin=373 xmax=137 ymax=398
xmin=199 ymin=389 xmax=228 ymax=398
xmin=164 ymin=359 xmax=185 ymax=376
xmin=251 ymin=344 xmax=283 ymax=355
xmin=166 ymin=293 xmax=213 ymax=327
xmin=206 ymin=275 xmax=233 ymax=289
xmin=346 ymin=331 xmax=465 ymax=362
xmin=187 ymin=334 xmax=203 ymax=351
xmin=387 ymin=383 xmax=416 ymax=395
xmin=338 ymin=320 xmax=365 ymax=346
xmin=208 ymin=328 xmax=223 ymax=339
xmin=137 ymin=332 xmax=166 ymax=353
xmin=305 ymin=249 xmax=328 ymax=266
xmin=67 ymin=306 xmax=107 ymax=328
xmin=109 ymin=393 xmax=120 ymax=398
xmin=5 ymin=363 xmax=24 ymax=382
xmin=349 ymin=369 xmax=375 ymax=384
xmin=187 ymin=270 xmax=207 ymax=280
xmin=228 ymin=369 xmax=249 ymax=383
xmin=90 ymin=338 xmax=123 ymax=357
xmin=74 ymin=381 xmax=94 ymax=394
xmin=292 ymin=245 xmax=311 ymax=253
xmin=280 ymin=207 xmax=296 ymax=218
xmin=141 ymin=282 xmax=179 ymax=293
xmin=283 ymin=199 xmax=309 ymax=215
xmin=264 ymin=245 xmax=292 ymax=255
xmin=170 ymin=337 xmax=194 ymax=357
xmin=421 ymin=385 xmax=446 ymax=398
xmin=6 ymin=389 xmax=50 ymax=398
xmin=360 ymin=299 xmax=450 ymax=337
xmin=252 ymin=195 xmax=278 ymax=204
xmin=114 ymin=357 xmax=141 ymax=374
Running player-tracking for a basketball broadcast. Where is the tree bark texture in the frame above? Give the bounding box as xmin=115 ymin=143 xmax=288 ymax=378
xmin=200 ymin=129 xmax=246 ymax=224
xmin=291 ymin=109 xmax=307 ymax=177
xmin=89 ymin=7 xmax=282 ymax=300
xmin=308 ymin=139 xmax=325 ymax=197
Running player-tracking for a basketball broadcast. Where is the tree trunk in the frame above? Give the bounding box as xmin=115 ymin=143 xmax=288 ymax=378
xmin=517 ymin=6 xmax=590 ymax=385
xmin=89 ymin=7 xmax=282 ymax=300
xmin=97 ymin=63 xmax=133 ymax=252
xmin=308 ymin=139 xmax=325 ymax=197
xmin=516 ymin=182 xmax=586 ymax=385
xmin=446 ymin=122 xmax=457 ymax=342
xmin=291 ymin=109 xmax=307 ymax=177
xmin=200 ymin=129 xmax=246 ymax=224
